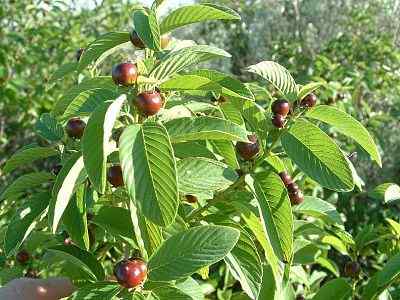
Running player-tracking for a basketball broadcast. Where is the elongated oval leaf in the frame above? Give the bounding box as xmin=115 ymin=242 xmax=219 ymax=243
xmin=150 ymin=46 xmax=231 ymax=81
xmin=210 ymin=140 xmax=240 ymax=169
xmin=294 ymin=196 xmax=343 ymax=226
xmin=177 ymin=157 xmax=238 ymax=196
xmin=306 ymin=105 xmax=381 ymax=166
xmin=247 ymin=61 xmax=297 ymax=97
xmin=369 ymin=183 xmax=400 ymax=203
xmin=46 ymin=245 xmax=105 ymax=281
xmin=68 ymin=282 xmax=121 ymax=300
xmin=297 ymin=82 xmax=325 ymax=100
xmin=35 ymin=113 xmax=64 ymax=142
xmin=50 ymin=62 xmax=77 ymax=82
xmin=0 ymin=172 xmax=55 ymax=200
xmin=133 ymin=9 xmax=161 ymax=51
xmin=282 ymin=118 xmax=354 ymax=191
xmin=148 ymin=225 xmax=240 ymax=281
xmin=151 ymin=284 xmax=193 ymax=300
xmin=82 ymin=95 xmax=125 ymax=193
xmin=4 ymin=192 xmax=50 ymax=255
xmin=160 ymin=4 xmax=240 ymax=33
xmin=78 ymin=32 xmax=130 ymax=72
xmin=119 ymin=121 xmax=179 ymax=227
xmin=165 ymin=116 xmax=248 ymax=143
xmin=4 ymin=147 xmax=58 ymax=174
xmin=312 ymin=278 xmax=351 ymax=300
xmin=248 ymin=172 xmax=294 ymax=263
xmin=50 ymin=153 xmax=87 ymax=233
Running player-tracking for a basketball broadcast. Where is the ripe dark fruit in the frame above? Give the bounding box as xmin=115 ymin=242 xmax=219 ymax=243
xmin=185 ymin=195 xmax=198 ymax=204
xmin=236 ymin=135 xmax=260 ymax=161
xmin=16 ymin=250 xmax=30 ymax=264
xmin=114 ymin=259 xmax=148 ymax=288
xmin=112 ymin=63 xmax=138 ymax=86
xmin=301 ymin=93 xmax=317 ymax=108
xmin=135 ymin=91 xmax=163 ymax=116
xmin=344 ymin=261 xmax=361 ymax=278
xmin=272 ymin=114 xmax=286 ymax=128
xmin=52 ymin=164 xmax=62 ymax=175
xmin=76 ymin=48 xmax=85 ymax=62
xmin=107 ymin=165 xmax=124 ymax=187
xmin=130 ymin=30 xmax=145 ymax=49
xmin=271 ymin=99 xmax=290 ymax=116
xmin=65 ymin=118 xmax=86 ymax=139
xmin=161 ymin=34 xmax=171 ymax=49
xmin=287 ymin=182 xmax=300 ymax=194
xmin=279 ymin=172 xmax=293 ymax=187
xmin=289 ymin=190 xmax=304 ymax=205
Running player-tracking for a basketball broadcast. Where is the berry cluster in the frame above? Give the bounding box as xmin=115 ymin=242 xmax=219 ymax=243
xmin=279 ymin=171 xmax=304 ymax=205
xmin=114 ymin=258 xmax=148 ymax=288
xmin=236 ymin=134 xmax=260 ymax=161
xmin=271 ymin=99 xmax=290 ymax=128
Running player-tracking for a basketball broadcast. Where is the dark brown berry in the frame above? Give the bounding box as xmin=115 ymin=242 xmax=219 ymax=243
xmin=135 ymin=91 xmax=163 ymax=116
xmin=301 ymin=93 xmax=317 ymax=108
xmin=107 ymin=165 xmax=124 ymax=187
xmin=236 ymin=135 xmax=260 ymax=161
xmin=112 ymin=63 xmax=138 ymax=86
xmin=130 ymin=30 xmax=145 ymax=49
xmin=289 ymin=190 xmax=304 ymax=205
xmin=65 ymin=118 xmax=86 ymax=139
xmin=279 ymin=172 xmax=293 ymax=187
xmin=271 ymin=99 xmax=290 ymax=116
xmin=52 ymin=164 xmax=62 ymax=176
xmin=185 ymin=195 xmax=198 ymax=203
xmin=344 ymin=261 xmax=360 ymax=278
xmin=272 ymin=114 xmax=286 ymax=128
xmin=287 ymin=182 xmax=299 ymax=194
xmin=114 ymin=259 xmax=148 ymax=288
xmin=16 ymin=250 xmax=30 ymax=264
xmin=76 ymin=48 xmax=85 ymax=62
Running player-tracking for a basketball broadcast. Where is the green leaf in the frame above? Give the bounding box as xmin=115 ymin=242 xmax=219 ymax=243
xmin=82 ymin=95 xmax=125 ymax=193
xmin=46 ymin=245 xmax=105 ymax=281
xmin=247 ymin=172 xmax=294 ymax=263
xmin=148 ymin=225 xmax=240 ymax=281
xmin=35 ymin=113 xmax=64 ymax=142
xmin=362 ymin=253 xmax=400 ymax=300
xmin=306 ymin=105 xmax=381 ymax=166
xmin=265 ymin=153 xmax=286 ymax=173
xmin=160 ymin=4 xmax=240 ymax=33
xmin=78 ymin=32 xmax=130 ymax=72
xmin=3 ymin=147 xmax=58 ymax=174
xmin=68 ymin=282 xmax=121 ymax=300
xmin=50 ymin=62 xmax=77 ymax=82
xmin=50 ymin=153 xmax=87 ymax=233
xmin=312 ymin=278 xmax=352 ymax=300
xmin=297 ymin=82 xmax=325 ymax=100
xmin=294 ymin=196 xmax=343 ymax=226
xmin=138 ymin=214 xmax=163 ymax=257
xmin=177 ymin=157 xmax=238 ymax=197
xmin=54 ymin=77 xmax=116 ymax=116
xmin=62 ymin=88 xmax=119 ymax=121
xmin=210 ymin=140 xmax=240 ymax=169
xmin=4 ymin=192 xmax=50 ymax=255
xmin=225 ymin=228 xmax=263 ymax=300
xmin=175 ymin=277 xmax=204 ymax=300
xmin=150 ymin=46 xmax=231 ymax=81
xmin=119 ymin=121 xmax=179 ymax=227
xmin=247 ymin=61 xmax=297 ymax=97
xmin=0 ymin=172 xmax=55 ymax=200
xmin=133 ymin=9 xmax=161 ymax=51
xmin=282 ymin=118 xmax=354 ymax=192
xmin=369 ymin=183 xmax=400 ymax=203
xmin=62 ymin=185 xmax=90 ymax=250
xmin=165 ymin=116 xmax=248 ymax=143
xmin=150 ymin=283 xmax=193 ymax=300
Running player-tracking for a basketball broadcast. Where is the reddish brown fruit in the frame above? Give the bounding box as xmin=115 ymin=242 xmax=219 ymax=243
xmin=344 ymin=261 xmax=361 ymax=278
xmin=135 ymin=91 xmax=163 ymax=116
xmin=289 ymin=190 xmax=304 ymax=205
xmin=112 ymin=63 xmax=138 ymax=86
xmin=114 ymin=259 xmax=148 ymax=288
xmin=279 ymin=172 xmax=293 ymax=187
xmin=65 ymin=118 xmax=86 ymax=139
xmin=130 ymin=30 xmax=145 ymax=49
xmin=107 ymin=165 xmax=124 ymax=187
xmin=287 ymin=182 xmax=300 ymax=194
xmin=271 ymin=99 xmax=290 ymax=116
xmin=185 ymin=195 xmax=198 ymax=204
xmin=76 ymin=48 xmax=85 ymax=62
xmin=271 ymin=114 xmax=286 ymax=128
xmin=16 ymin=250 xmax=30 ymax=264
xmin=236 ymin=135 xmax=260 ymax=161
xmin=301 ymin=93 xmax=317 ymax=108
xmin=161 ymin=34 xmax=171 ymax=49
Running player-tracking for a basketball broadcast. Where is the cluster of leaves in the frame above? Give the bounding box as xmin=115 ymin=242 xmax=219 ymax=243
xmin=1 ymin=1 xmax=400 ymax=300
